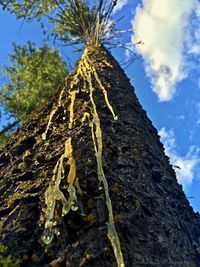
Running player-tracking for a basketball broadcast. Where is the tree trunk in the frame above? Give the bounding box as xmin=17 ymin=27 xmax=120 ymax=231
xmin=0 ymin=45 xmax=200 ymax=267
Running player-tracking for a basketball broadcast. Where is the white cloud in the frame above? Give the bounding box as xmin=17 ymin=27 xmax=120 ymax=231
xmin=158 ymin=127 xmax=175 ymax=155
xmin=189 ymin=44 xmax=200 ymax=55
xmin=112 ymin=0 xmax=128 ymax=14
xmin=158 ymin=127 xmax=200 ymax=187
xmin=132 ymin=0 xmax=200 ymax=101
xmin=174 ymin=158 xmax=198 ymax=186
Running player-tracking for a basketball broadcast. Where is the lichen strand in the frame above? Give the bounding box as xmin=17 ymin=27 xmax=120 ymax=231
xmin=42 ymin=77 xmax=69 ymax=141
xmin=87 ymin=71 xmax=124 ymax=267
xmin=58 ymin=77 xmax=69 ymax=107
xmin=42 ymin=138 xmax=78 ymax=245
xmin=42 ymin=108 xmax=57 ymax=141
xmin=86 ymin=55 xmax=118 ymax=120
xmin=68 ymin=90 xmax=78 ymax=129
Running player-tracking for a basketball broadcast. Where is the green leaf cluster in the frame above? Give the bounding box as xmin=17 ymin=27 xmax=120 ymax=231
xmin=0 ymin=42 xmax=68 ymax=122
xmin=0 ymin=0 xmax=58 ymax=20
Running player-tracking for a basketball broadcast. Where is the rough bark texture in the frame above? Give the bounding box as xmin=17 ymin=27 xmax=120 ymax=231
xmin=0 ymin=45 xmax=200 ymax=267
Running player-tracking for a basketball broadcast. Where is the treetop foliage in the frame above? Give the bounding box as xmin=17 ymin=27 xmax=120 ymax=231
xmin=0 ymin=0 xmax=119 ymax=46
xmin=0 ymin=42 xmax=68 ymax=123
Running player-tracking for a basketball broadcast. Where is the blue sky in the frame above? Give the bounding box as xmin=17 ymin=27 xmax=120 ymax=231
xmin=0 ymin=0 xmax=200 ymax=211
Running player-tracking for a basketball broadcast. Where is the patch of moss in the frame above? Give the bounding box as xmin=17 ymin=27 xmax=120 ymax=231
xmin=13 ymin=135 xmax=26 ymax=148
xmin=6 ymin=192 xmax=22 ymax=207
xmin=0 ymin=244 xmax=20 ymax=267
xmin=17 ymin=161 xmax=27 ymax=172
xmin=0 ymin=134 xmax=11 ymax=148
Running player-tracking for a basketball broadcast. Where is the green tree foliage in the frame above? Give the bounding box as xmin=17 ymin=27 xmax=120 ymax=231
xmin=0 ymin=42 xmax=68 ymax=147
xmin=0 ymin=0 xmax=118 ymax=45
xmin=0 ymin=42 xmax=68 ymax=121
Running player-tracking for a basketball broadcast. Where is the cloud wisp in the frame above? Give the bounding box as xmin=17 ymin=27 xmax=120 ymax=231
xmin=158 ymin=127 xmax=200 ymax=187
xmin=132 ymin=0 xmax=200 ymax=101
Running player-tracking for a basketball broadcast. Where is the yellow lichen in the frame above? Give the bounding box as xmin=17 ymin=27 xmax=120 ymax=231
xmin=81 ymin=112 xmax=90 ymax=124
xmin=64 ymin=137 xmax=73 ymax=157
xmin=89 ymin=100 xmax=124 ymax=267
xmin=24 ymin=150 xmax=31 ymax=157
xmin=84 ymin=65 xmax=124 ymax=267
xmin=42 ymin=47 xmax=124 ymax=267
xmin=18 ymin=161 xmax=26 ymax=172
xmin=68 ymin=90 xmax=77 ymax=129
xmin=42 ymin=137 xmax=79 ymax=245
xmin=6 ymin=192 xmax=22 ymax=207
xmin=42 ymin=108 xmax=57 ymax=141
xmin=58 ymin=77 xmax=69 ymax=107
xmin=86 ymin=55 xmax=117 ymax=120
xmin=67 ymin=156 xmax=76 ymax=184
xmin=42 ymin=77 xmax=70 ymax=141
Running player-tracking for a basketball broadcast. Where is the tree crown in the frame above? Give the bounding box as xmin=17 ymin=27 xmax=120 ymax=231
xmin=0 ymin=0 xmax=119 ymax=46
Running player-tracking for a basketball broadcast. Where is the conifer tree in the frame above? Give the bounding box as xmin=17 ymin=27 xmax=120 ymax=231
xmin=0 ymin=42 xmax=68 ymax=147
xmin=1 ymin=1 xmax=200 ymax=267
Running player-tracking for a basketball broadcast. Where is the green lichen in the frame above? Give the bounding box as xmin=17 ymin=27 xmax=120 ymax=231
xmin=6 ymin=192 xmax=22 ymax=207
xmin=0 ymin=244 xmax=20 ymax=267
xmin=17 ymin=161 xmax=26 ymax=172
xmin=17 ymin=150 xmax=31 ymax=171
xmin=13 ymin=135 xmax=27 ymax=148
